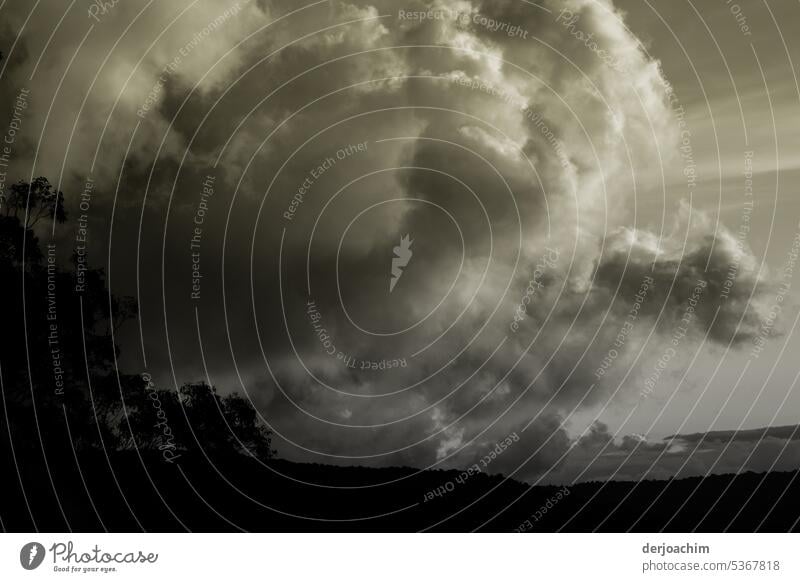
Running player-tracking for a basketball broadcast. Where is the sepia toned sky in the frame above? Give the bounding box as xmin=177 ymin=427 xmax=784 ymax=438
xmin=2 ymin=0 xmax=800 ymax=484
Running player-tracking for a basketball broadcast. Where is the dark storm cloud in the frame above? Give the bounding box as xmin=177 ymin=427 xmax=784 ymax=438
xmin=0 ymin=0 xmax=782 ymax=481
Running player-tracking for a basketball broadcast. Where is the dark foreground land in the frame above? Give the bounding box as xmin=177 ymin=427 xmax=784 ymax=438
xmin=2 ymin=448 xmax=798 ymax=532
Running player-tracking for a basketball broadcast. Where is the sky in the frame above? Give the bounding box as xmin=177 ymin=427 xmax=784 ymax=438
xmin=2 ymin=0 xmax=800 ymax=484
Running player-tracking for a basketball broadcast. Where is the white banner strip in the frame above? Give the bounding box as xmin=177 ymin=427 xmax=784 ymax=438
xmin=1 ymin=533 xmax=798 ymax=581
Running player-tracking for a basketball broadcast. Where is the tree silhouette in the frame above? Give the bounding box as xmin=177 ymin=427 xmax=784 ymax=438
xmin=2 ymin=177 xmax=67 ymax=229
xmin=0 ymin=177 xmax=273 ymax=462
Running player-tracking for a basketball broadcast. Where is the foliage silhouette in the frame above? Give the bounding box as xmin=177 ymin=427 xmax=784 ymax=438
xmin=0 ymin=178 xmax=274 ymax=510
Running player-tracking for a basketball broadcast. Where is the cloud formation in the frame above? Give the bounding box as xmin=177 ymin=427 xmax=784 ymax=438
xmin=1 ymin=0 xmax=778 ymax=481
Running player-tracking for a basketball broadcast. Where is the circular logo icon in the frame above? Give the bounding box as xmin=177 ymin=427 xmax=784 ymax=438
xmin=20 ymin=542 xmax=46 ymax=570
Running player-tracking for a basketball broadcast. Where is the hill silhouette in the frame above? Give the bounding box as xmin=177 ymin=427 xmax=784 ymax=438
xmin=2 ymin=448 xmax=800 ymax=531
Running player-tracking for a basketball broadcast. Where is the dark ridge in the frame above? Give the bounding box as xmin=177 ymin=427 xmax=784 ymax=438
xmin=1 ymin=447 xmax=798 ymax=532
